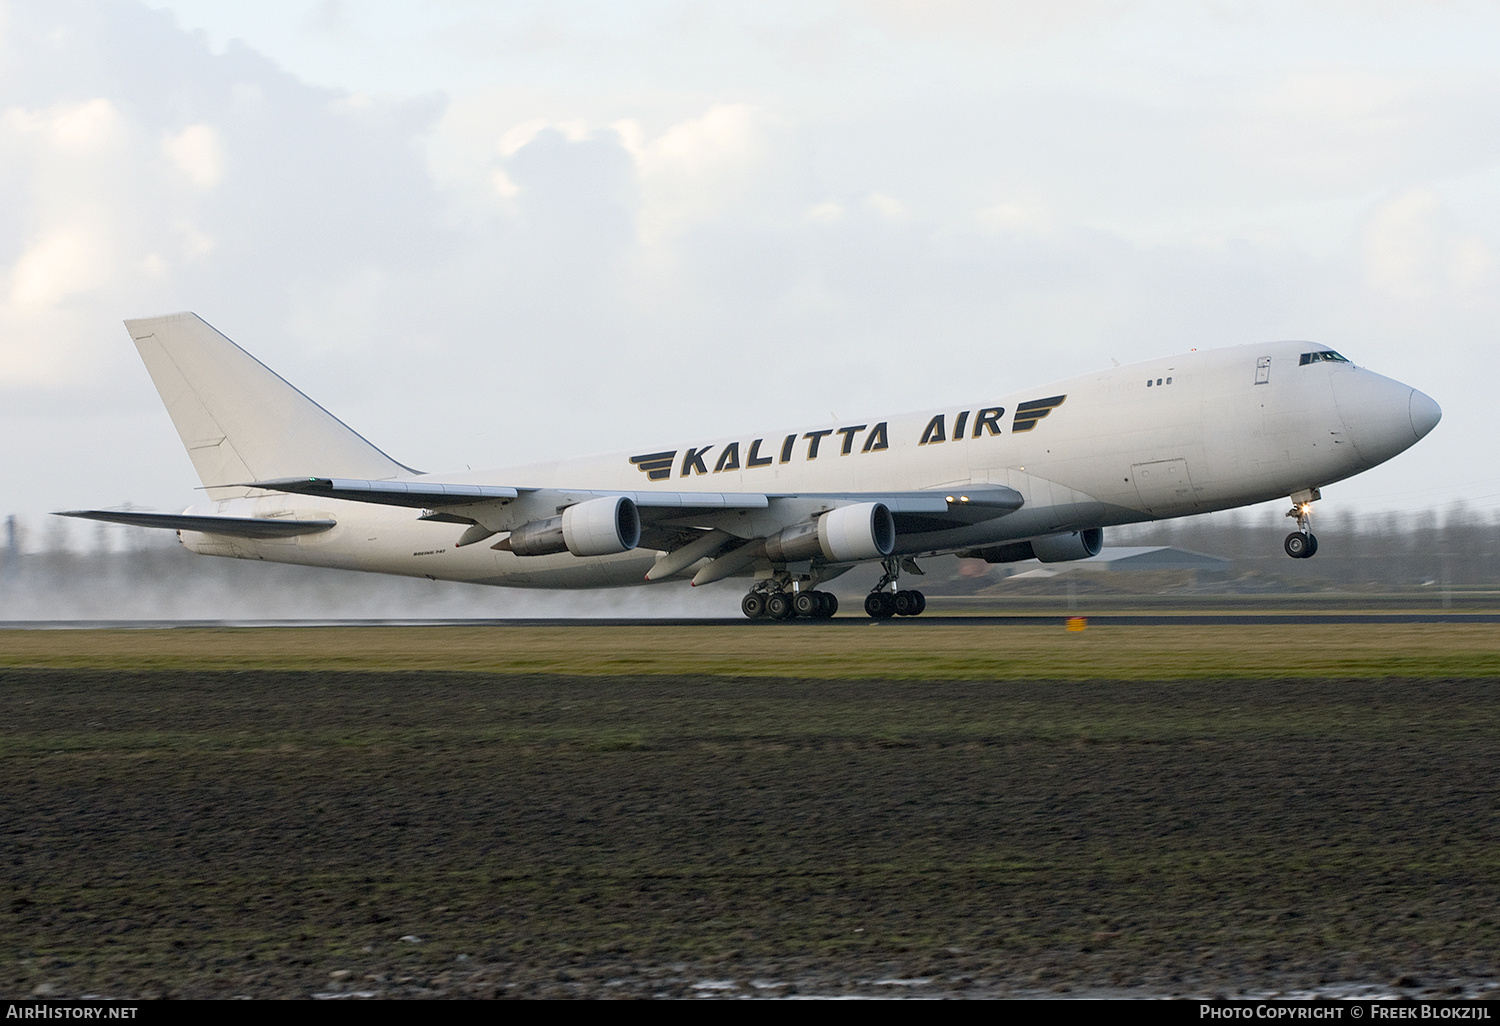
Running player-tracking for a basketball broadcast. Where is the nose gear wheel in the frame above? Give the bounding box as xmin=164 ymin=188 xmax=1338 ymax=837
xmin=1283 ymin=532 xmax=1318 ymax=559
xmin=1283 ymin=497 xmax=1319 ymax=559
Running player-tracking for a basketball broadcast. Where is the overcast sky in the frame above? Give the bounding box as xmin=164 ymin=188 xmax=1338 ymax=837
xmin=4 ymin=0 xmax=1498 ymax=543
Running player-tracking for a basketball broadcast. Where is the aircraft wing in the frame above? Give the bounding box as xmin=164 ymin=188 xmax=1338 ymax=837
xmin=243 ymin=475 xmax=1022 ymax=527
xmin=236 ymin=476 xmax=1025 ymax=575
xmin=64 ymin=477 xmax=1023 ymax=587
xmin=57 ymin=509 xmax=335 ymax=538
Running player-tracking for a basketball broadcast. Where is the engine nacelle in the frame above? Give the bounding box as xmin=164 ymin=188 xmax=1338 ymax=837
xmin=506 ymin=496 xmax=641 ymax=557
xmin=764 ymin=502 xmax=896 ymax=564
xmin=1031 ymin=527 xmax=1103 ymax=563
xmin=563 ymin=494 xmax=641 ymax=556
xmin=965 ymin=527 xmax=1103 ymax=564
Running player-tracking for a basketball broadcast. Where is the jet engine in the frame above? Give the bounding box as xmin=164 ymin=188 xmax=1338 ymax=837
xmin=504 ymin=495 xmax=641 ymax=557
xmin=1032 ymin=528 xmax=1103 ymax=562
xmin=764 ymin=502 xmax=896 ymax=563
xmin=964 ymin=527 xmax=1103 ymax=564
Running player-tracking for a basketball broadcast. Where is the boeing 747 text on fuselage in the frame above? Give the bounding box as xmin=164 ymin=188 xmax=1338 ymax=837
xmin=62 ymin=313 xmax=1440 ymax=618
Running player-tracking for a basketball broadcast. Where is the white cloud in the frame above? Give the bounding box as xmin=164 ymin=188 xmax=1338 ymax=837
xmin=6 ymin=97 xmax=125 ymax=152
xmin=164 ymin=124 xmax=224 ymax=189
xmin=171 ymin=219 xmax=215 ymax=260
xmin=7 ymin=229 xmax=107 ymax=309
xmin=1361 ymin=188 xmax=1497 ymax=302
xmin=491 ymin=169 xmax=520 ymax=198
xmin=975 ymin=202 xmax=1053 ymax=236
xmin=615 ymin=103 xmax=775 ymax=243
xmin=864 ymin=192 xmax=906 ymax=219
xmin=0 ymin=225 xmax=112 ymax=385
xmin=498 ymin=117 xmax=588 ymax=157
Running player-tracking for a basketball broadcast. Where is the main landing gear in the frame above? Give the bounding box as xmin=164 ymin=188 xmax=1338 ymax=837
xmin=741 ymin=583 xmax=838 ymax=620
xmin=862 ymin=557 xmax=927 ymax=619
xmin=739 ymin=556 xmax=931 ymax=620
xmin=1283 ymin=492 xmax=1319 ymax=559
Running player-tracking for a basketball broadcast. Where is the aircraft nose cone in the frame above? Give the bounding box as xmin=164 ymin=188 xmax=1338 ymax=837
xmin=1331 ymin=368 xmax=1433 ymax=467
xmin=1409 ymin=388 xmax=1441 ymax=439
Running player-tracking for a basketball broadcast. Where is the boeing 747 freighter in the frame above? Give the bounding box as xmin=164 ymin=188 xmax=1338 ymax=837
xmin=62 ymin=314 xmax=1440 ymax=618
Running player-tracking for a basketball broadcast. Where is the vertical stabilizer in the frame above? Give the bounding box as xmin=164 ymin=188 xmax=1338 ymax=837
xmin=125 ymin=313 xmax=415 ymax=499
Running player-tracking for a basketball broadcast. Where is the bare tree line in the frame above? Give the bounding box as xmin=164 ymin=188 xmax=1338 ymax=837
xmin=1109 ymin=503 xmax=1500 ymax=587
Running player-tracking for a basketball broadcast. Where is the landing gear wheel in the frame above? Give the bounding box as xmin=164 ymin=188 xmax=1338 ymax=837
xmin=822 ymin=593 xmax=839 ymax=618
xmin=767 ymin=592 xmax=795 ymax=619
xmin=1283 ymin=495 xmax=1319 ymax=559
xmin=794 ymin=591 xmax=821 ymax=618
xmin=1283 ymin=532 xmax=1316 ymax=559
xmin=741 ymin=592 xmax=766 ymax=619
xmin=894 ymin=589 xmax=926 ymax=616
xmin=864 ymin=592 xmax=897 ymax=619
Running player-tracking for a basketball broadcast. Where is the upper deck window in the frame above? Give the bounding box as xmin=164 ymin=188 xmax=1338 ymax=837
xmin=1299 ymin=350 xmax=1350 ymax=366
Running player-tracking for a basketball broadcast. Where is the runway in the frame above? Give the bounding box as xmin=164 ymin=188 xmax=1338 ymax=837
xmin=5 ymin=612 xmax=1499 ymax=629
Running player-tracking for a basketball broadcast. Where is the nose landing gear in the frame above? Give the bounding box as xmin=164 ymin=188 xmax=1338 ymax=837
xmin=1284 ymin=491 xmax=1320 ymax=559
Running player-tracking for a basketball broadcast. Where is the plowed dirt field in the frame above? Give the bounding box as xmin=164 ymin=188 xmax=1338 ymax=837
xmin=4 ymin=650 xmax=1498 ymax=998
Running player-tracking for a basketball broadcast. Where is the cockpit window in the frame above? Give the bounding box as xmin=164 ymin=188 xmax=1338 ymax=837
xmin=1299 ymin=350 xmax=1350 ymax=366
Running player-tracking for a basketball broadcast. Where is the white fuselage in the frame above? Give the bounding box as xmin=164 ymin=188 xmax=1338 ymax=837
xmin=177 ymin=341 xmax=1438 ymax=588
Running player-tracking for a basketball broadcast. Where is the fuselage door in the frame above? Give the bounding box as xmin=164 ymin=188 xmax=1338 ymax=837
xmin=1255 ymin=356 xmax=1271 ymax=385
xmin=1131 ymin=459 xmax=1199 ymax=514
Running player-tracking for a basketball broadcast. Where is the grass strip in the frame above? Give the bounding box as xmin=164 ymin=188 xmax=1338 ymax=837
xmin=1 ymin=623 xmax=1497 ymax=679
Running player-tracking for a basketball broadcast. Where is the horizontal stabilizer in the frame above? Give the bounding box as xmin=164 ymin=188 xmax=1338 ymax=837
xmin=56 ymin=510 xmax=335 ymax=538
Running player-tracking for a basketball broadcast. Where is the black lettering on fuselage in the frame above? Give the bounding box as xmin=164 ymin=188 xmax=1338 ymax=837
xmin=681 ymin=445 xmax=713 ymax=476
xmin=804 ymin=429 xmax=834 ymax=459
xmin=974 ymin=406 xmax=1004 ymax=437
xmin=714 ymin=442 xmax=740 ymax=472
xmin=836 ymin=425 xmax=867 ymax=455
xmin=747 ymin=438 xmax=773 ymax=468
xmin=635 ymin=402 xmax=1021 ymax=480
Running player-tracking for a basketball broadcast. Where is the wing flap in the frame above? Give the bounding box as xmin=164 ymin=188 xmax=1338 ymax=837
xmin=247 ymin=477 xmax=521 ymax=508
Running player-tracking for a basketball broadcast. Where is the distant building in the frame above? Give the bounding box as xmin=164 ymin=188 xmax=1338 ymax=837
xmin=1075 ymin=546 xmax=1232 ymax=573
xmin=1007 ymin=546 xmax=1231 ymax=579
